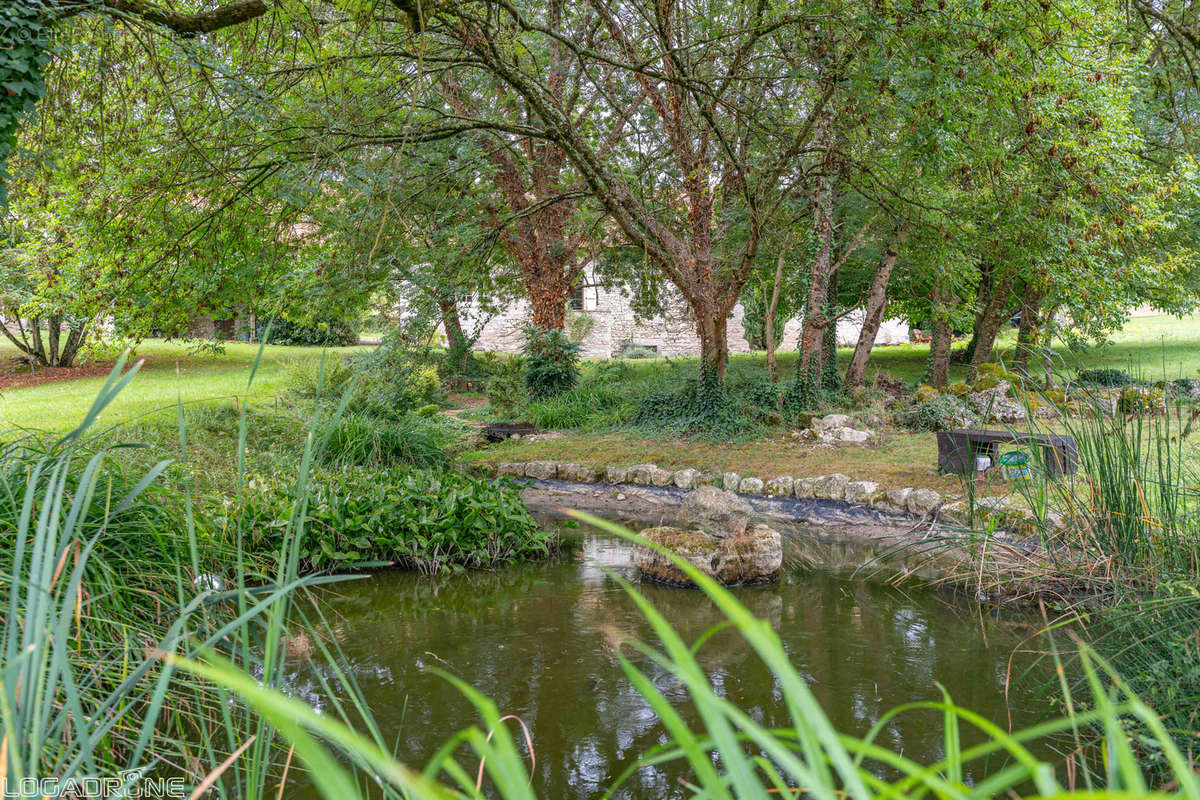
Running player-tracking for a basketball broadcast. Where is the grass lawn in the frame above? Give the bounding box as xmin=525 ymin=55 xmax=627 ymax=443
xmin=0 ymin=339 xmax=363 ymax=432
xmin=3 ymin=314 xmax=1196 ymax=493
xmin=461 ymin=312 xmax=1200 ymax=492
xmin=804 ymin=311 xmax=1200 ymax=386
xmin=562 ymin=312 xmax=1200 ymax=388
xmin=460 ymin=428 xmax=968 ymax=494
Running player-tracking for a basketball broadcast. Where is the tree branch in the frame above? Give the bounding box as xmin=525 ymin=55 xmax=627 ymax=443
xmin=51 ymin=0 xmax=268 ymax=35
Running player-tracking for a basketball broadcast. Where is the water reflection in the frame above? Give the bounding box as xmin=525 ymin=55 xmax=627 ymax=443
xmin=289 ymin=532 xmax=1043 ymax=798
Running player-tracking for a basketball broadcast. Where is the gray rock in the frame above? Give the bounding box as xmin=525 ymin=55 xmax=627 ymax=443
xmin=722 ymin=471 xmax=742 ymax=492
xmin=649 ymin=467 xmax=675 ymax=486
xmin=906 ymin=488 xmax=942 ymax=516
xmin=524 ymin=461 xmax=558 ymax=480
xmin=558 ymin=463 xmax=600 ymax=482
xmin=635 ymin=524 xmax=782 ymax=586
xmin=873 ymin=487 xmax=911 ymax=513
xmin=844 ymin=480 xmax=880 ymax=504
xmin=628 ymin=464 xmax=659 ymax=485
xmin=497 ymin=462 xmax=525 ymax=477
xmin=812 ymin=413 xmax=854 ymax=431
xmin=673 ymin=468 xmax=701 ymax=490
xmin=939 ymin=500 xmax=968 ymax=525
xmin=968 ymin=380 xmax=1026 ymax=423
xmin=605 ymin=465 xmax=630 ymax=484
xmin=793 ymin=476 xmax=818 ymax=498
xmin=524 ymin=431 xmax=566 ymax=442
xmin=836 ymin=427 xmax=871 ymax=443
xmin=696 ymin=471 xmax=724 ymax=487
xmin=814 ymin=473 xmax=851 ymax=500
xmin=677 ymin=485 xmax=753 ymax=539
xmin=976 ymin=496 xmax=1011 ymax=515
xmin=764 ymin=476 xmax=794 ymax=497
xmin=739 ymin=476 xmax=765 ymax=494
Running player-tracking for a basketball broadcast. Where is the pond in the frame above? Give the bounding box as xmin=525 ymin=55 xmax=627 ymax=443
xmin=288 ymin=529 xmax=1048 ymax=798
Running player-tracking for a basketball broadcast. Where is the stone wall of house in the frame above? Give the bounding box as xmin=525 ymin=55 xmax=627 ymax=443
xmin=186 ymin=311 xmax=257 ymax=341
xmin=467 ymin=278 xmax=909 ymax=357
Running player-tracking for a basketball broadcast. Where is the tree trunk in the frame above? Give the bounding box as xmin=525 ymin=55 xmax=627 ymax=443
xmin=765 ymin=252 xmax=784 ymax=383
xmin=821 ymin=269 xmax=840 ymax=390
xmin=30 ymin=317 xmax=45 ymax=366
xmin=527 ymin=281 xmax=568 ymax=330
xmin=1014 ymin=282 xmax=1045 ymax=371
xmin=930 ymin=284 xmax=953 ymax=390
xmin=516 ymin=250 xmax=575 ymax=332
xmin=931 ymin=318 xmax=951 ymax=389
xmin=845 ymin=234 xmax=905 ymax=389
xmin=47 ymin=315 xmax=61 ymax=366
xmin=1040 ymin=303 xmax=1061 ymax=385
xmin=968 ymin=274 xmax=1014 ymax=378
xmin=438 ymin=299 xmax=469 ymax=372
xmin=799 ymin=193 xmax=835 ymax=373
xmin=57 ymin=324 xmax=87 ymax=368
xmin=695 ymin=298 xmax=730 ymax=382
xmin=961 ymin=260 xmax=993 ymax=363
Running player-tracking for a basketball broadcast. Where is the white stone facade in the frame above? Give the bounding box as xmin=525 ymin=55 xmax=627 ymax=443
xmin=468 ymin=278 xmax=909 ymax=358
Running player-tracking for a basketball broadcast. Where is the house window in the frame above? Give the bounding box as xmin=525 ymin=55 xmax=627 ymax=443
xmin=568 ymin=287 xmax=584 ymax=311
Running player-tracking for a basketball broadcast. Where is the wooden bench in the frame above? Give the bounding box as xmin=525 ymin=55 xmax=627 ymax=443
xmin=936 ymin=429 xmax=1078 ymax=477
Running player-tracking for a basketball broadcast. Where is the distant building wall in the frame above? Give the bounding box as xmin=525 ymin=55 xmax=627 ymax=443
xmin=467 ymin=273 xmax=909 ymax=357
xmin=186 ymin=310 xmax=257 ymax=341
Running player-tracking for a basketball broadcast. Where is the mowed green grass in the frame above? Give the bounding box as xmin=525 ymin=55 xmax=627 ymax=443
xmin=582 ymin=311 xmax=1200 ymax=386
xmin=0 ymin=339 xmax=364 ymax=432
xmin=2 ymin=313 xmax=1196 ymax=434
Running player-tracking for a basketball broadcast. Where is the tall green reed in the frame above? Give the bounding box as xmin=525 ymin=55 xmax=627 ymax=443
xmin=0 ymin=348 xmax=397 ymax=796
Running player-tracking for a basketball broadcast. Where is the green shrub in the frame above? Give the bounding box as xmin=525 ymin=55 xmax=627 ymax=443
xmin=586 ymin=359 xmax=633 ymax=383
xmin=632 ymin=389 xmax=686 ymax=426
xmin=525 ymin=384 xmax=634 ymax=429
xmin=486 ymin=356 xmax=527 ymax=419
xmin=286 ymin=356 xmax=356 ymax=400
xmin=783 ymin=368 xmax=819 ymax=415
xmin=416 ymin=403 xmax=440 ymax=417
xmin=522 ymin=326 xmax=581 ymax=399
xmin=1077 ymin=367 xmax=1134 ymax=387
xmin=976 ymin=361 xmax=1005 ymax=378
xmin=913 ymin=383 xmax=940 ymax=403
xmin=1118 ymin=385 xmax=1165 ymax=415
xmin=631 ymin=371 xmax=782 ymax=439
xmin=746 ymin=379 xmax=782 ymax=412
xmin=1073 ymin=590 xmax=1200 ymax=785
xmin=317 ymin=412 xmax=462 ymax=469
xmin=971 ymin=375 xmax=1001 ymax=391
xmin=899 ymin=395 xmax=971 ymax=431
xmin=1043 ymin=386 xmax=1067 ymax=407
xmin=348 ymin=336 xmax=443 ymax=417
xmin=1170 ymin=377 xmax=1200 ymax=399
xmin=261 ymin=316 xmax=361 ymax=347
xmin=248 ymin=467 xmax=553 ymax=573
xmin=616 ymin=342 xmax=659 ymax=359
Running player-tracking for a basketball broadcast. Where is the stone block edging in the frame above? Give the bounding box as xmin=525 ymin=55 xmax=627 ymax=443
xmin=484 ymin=460 xmax=1059 ymax=534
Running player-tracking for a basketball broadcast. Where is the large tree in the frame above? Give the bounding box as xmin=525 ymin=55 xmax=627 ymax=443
xmin=409 ymin=0 xmax=855 ymax=384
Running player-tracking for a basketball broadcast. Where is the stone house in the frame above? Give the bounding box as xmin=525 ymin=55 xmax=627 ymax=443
xmin=468 ymin=273 xmax=909 ymax=358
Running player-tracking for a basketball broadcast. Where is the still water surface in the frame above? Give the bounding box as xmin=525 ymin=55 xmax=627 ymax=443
xmin=290 ymin=532 xmax=1046 ymax=797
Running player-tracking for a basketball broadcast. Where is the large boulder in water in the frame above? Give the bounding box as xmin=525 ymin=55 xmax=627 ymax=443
xmin=677 ymin=485 xmax=753 ymax=539
xmin=635 ymin=525 xmax=783 ymax=587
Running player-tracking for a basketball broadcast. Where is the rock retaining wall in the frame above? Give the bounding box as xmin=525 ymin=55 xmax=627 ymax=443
xmin=483 ymin=461 xmax=1061 ymax=535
